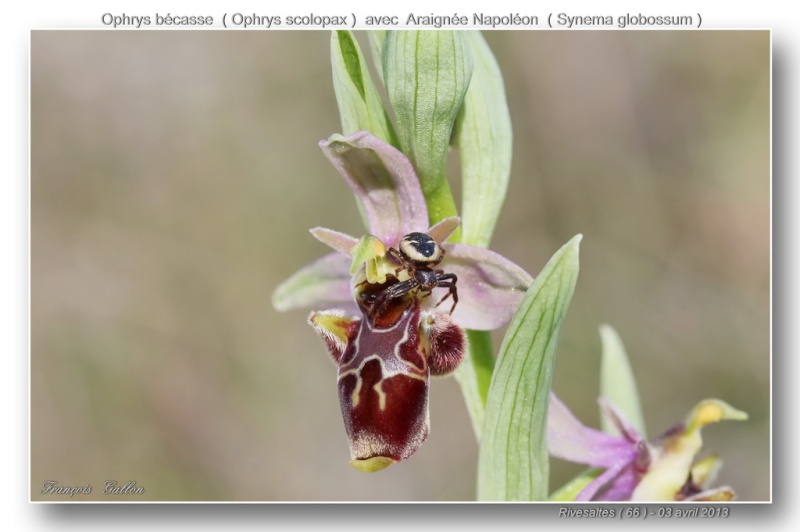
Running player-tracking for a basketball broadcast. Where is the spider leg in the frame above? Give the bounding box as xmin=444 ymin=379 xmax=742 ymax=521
xmin=433 ymin=273 xmax=458 ymax=315
xmin=368 ymin=278 xmax=418 ymax=321
xmin=386 ymin=247 xmax=405 ymax=264
xmin=385 ymin=247 xmax=410 ymax=277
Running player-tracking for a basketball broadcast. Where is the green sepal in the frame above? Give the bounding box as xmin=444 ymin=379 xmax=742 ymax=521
xmin=330 ymin=30 xmax=398 ymax=147
xmin=454 ymin=32 xmax=513 ymax=248
xmin=382 ymin=30 xmax=473 ymax=226
xmin=366 ymin=31 xmax=387 ymax=84
xmin=599 ymin=324 xmax=647 ymax=438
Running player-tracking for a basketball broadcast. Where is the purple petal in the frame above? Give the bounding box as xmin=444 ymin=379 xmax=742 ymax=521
xmin=547 ymin=393 xmax=637 ymax=469
xmin=272 ymin=252 xmax=356 ymax=313
xmin=440 ymin=243 xmax=533 ymax=330
xmin=427 ymin=217 xmax=461 ymax=244
xmin=320 ymin=131 xmax=428 ymax=246
xmin=577 ymin=462 xmax=638 ymax=502
xmin=309 ymin=227 xmax=358 ymax=256
xmin=598 ymin=397 xmax=643 ymax=444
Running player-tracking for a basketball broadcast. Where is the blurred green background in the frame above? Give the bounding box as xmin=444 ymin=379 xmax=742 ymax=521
xmin=31 ymin=30 xmax=769 ymax=501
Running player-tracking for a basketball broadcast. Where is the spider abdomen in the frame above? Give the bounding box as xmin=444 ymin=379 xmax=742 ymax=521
xmin=399 ymin=232 xmax=443 ymax=264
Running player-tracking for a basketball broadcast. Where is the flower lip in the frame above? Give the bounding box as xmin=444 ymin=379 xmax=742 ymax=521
xmin=349 ymin=456 xmax=396 ymax=473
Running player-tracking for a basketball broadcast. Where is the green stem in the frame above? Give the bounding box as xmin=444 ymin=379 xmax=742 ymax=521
xmin=454 ymin=329 xmax=495 ymax=440
xmin=426 ymin=177 xmax=485 ymax=438
xmin=423 ymin=176 xmax=462 ymax=242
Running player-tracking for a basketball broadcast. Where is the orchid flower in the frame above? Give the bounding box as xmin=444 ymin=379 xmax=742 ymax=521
xmin=547 ymin=392 xmax=748 ymax=501
xmin=272 ymin=130 xmax=532 ymax=331
xmin=271 ymin=130 xmax=532 ymax=471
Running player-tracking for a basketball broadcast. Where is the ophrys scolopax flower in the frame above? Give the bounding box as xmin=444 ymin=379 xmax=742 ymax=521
xmin=272 ymin=130 xmax=532 ymax=471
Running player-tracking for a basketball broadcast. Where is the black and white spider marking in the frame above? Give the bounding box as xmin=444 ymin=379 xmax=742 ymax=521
xmin=367 ymin=232 xmax=458 ymax=321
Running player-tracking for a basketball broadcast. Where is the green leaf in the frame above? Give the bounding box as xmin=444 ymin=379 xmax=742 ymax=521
xmin=455 ymin=32 xmax=513 ymax=248
xmin=330 ymin=30 xmax=398 ymax=146
xmin=599 ymin=324 xmax=647 ymax=438
xmin=477 ymin=235 xmax=582 ymax=501
xmin=382 ymin=30 xmax=473 ymax=226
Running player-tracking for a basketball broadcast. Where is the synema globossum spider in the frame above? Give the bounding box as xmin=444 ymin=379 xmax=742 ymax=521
xmin=367 ymin=232 xmax=458 ymax=322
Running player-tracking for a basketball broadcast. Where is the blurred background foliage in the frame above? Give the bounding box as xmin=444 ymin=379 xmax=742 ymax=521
xmin=31 ymin=30 xmax=769 ymax=501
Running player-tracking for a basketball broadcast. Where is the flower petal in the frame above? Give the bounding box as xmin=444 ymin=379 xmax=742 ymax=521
xmin=598 ymin=397 xmax=643 ymax=444
xmin=591 ymin=465 xmax=641 ymax=501
xmin=576 ymin=461 xmax=636 ymax=502
xmin=632 ymin=399 xmax=747 ymax=501
xmin=441 ymin=243 xmax=533 ymax=330
xmin=309 ymin=227 xmax=358 ymax=256
xmin=272 ymin=252 xmax=355 ymax=313
xmin=320 ymin=131 xmax=428 ymax=246
xmin=547 ymin=393 xmax=637 ymax=469
xmin=599 ymin=324 xmax=647 ymax=438
xmin=689 ymin=453 xmax=722 ymax=489
xmin=426 ymin=216 xmax=461 ymax=244
xmin=685 ymin=399 xmax=748 ymax=432
xmin=307 ymin=309 xmax=360 ymax=365
xmin=674 ymin=453 xmax=728 ymax=501
xmin=337 ymin=303 xmax=431 ymax=471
